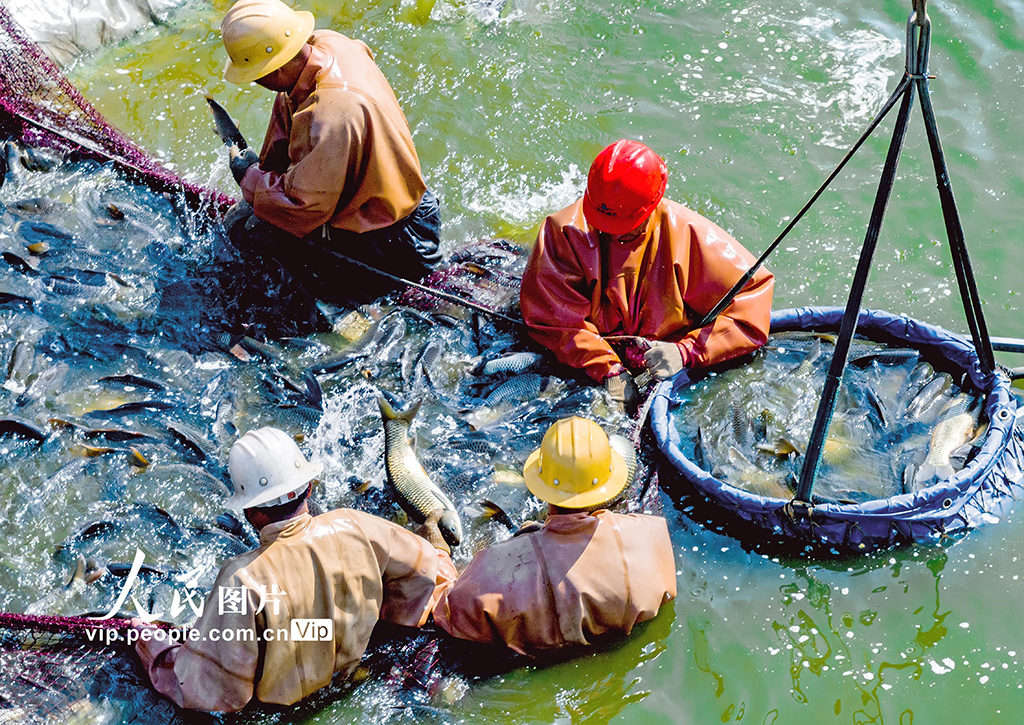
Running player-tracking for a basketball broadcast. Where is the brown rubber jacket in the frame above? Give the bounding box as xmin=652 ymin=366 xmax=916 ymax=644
xmin=134 ymin=509 xmax=457 ymax=712
xmin=432 ymin=510 xmax=676 ymax=657
xmin=519 ymin=197 xmax=775 ymax=382
xmin=240 ymin=30 xmax=426 ymax=237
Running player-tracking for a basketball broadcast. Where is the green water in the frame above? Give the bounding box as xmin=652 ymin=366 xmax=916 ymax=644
xmin=66 ymin=0 xmax=1024 ymax=722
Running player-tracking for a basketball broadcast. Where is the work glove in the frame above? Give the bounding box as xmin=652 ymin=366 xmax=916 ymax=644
xmin=416 ymin=509 xmax=451 ymax=555
xmin=604 ymin=370 xmax=641 ymax=415
xmin=229 ymin=145 xmax=259 ymax=185
xmin=644 ymin=340 xmax=687 ymax=380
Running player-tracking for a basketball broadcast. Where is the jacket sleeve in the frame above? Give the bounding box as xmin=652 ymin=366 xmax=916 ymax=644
xmin=135 ymin=566 xmax=260 ymax=713
xmin=358 ymin=513 xmax=453 ymax=628
xmin=520 ymin=215 xmax=624 ymax=382
xmin=673 ymin=223 xmax=774 ymax=369
xmin=241 ymin=88 xmax=362 ymax=237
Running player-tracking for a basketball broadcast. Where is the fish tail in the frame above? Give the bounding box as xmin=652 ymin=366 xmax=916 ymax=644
xmin=377 ymin=395 xmax=421 ymax=423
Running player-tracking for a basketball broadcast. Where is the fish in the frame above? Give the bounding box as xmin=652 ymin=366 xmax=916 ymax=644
xmin=0 ymin=291 xmax=34 ymax=309
xmin=378 ymin=395 xmax=463 ymax=547
xmin=0 ymin=417 xmax=48 ymax=441
xmin=205 ymin=95 xmax=248 ymax=149
xmin=98 ymin=373 xmax=167 ymax=391
xmin=849 ymin=348 xmax=919 ymax=368
xmin=914 ymin=394 xmax=981 ymax=490
xmin=307 ymin=311 xmax=401 ymax=374
xmin=904 ymin=372 xmax=954 ymax=423
xmin=483 ymin=373 xmax=545 ymax=407
xmin=5 ymin=339 xmax=34 ymax=392
xmin=471 ymin=351 xmax=544 ymax=376
xmin=83 ymin=400 xmax=175 ymax=419
xmin=714 ymin=447 xmax=795 ymax=499
xmin=475 ymin=499 xmax=516 ymax=530
xmin=16 ymin=361 xmax=69 ymax=408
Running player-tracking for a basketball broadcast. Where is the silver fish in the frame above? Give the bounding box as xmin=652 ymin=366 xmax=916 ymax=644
xmin=914 ymin=394 xmax=981 ymax=490
xmin=16 ymin=361 xmax=69 ymax=408
xmin=378 ymin=396 xmax=462 ymax=547
xmin=472 ymin=351 xmax=544 ymax=376
xmin=484 ymin=373 xmax=544 ymax=407
xmin=5 ymin=339 xmax=34 ymax=391
xmin=904 ymin=372 xmax=954 ymax=423
xmin=205 ymin=95 xmax=248 ymax=149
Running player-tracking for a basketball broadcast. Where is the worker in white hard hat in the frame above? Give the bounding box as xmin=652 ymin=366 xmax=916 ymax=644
xmin=130 ymin=427 xmax=456 ymax=712
xmin=217 ymin=0 xmax=442 ymax=332
xmin=431 ymin=417 xmax=677 ymax=657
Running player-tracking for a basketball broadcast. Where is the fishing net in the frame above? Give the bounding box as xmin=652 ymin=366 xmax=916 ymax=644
xmin=0 ymin=614 xmax=135 ymax=722
xmin=0 ymin=6 xmax=233 ymax=215
xmin=651 ymin=307 xmax=1024 ymax=554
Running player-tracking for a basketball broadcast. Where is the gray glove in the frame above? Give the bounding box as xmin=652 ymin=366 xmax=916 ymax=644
xmin=644 ymin=340 xmax=686 ymax=380
xmin=604 ymin=370 xmax=641 ymax=414
xmin=229 ymin=145 xmax=259 ymax=185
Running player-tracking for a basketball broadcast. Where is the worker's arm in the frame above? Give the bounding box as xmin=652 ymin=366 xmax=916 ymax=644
xmin=353 ymin=510 xmax=459 ymax=628
xmin=672 ymin=221 xmax=774 ymax=369
xmin=240 ymin=88 xmax=362 ymax=237
xmin=520 ymin=211 xmax=625 ymax=382
xmin=133 ymin=565 xmax=260 ymax=712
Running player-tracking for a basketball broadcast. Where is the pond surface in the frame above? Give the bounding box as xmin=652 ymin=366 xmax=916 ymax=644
xmin=31 ymin=0 xmax=1024 ymax=721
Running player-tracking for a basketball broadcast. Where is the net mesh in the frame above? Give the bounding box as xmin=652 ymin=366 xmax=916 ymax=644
xmin=0 ymin=614 xmax=132 ymax=723
xmin=0 ymin=6 xmax=233 ymax=215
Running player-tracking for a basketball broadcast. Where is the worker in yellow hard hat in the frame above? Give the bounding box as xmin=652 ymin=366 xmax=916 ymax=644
xmin=431 ymin=417 xmax=677 ymax=657
xmin=130 ymin=427 xmax=456 ymax=712
xmin=217 ymin=0 xmax=441 ymax=332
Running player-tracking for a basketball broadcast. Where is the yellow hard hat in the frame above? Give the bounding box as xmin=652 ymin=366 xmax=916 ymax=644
xmin=221 ymin=0 xmax=316 ymax=84
xmin=523 ymin=417 xmax=629 ymax=509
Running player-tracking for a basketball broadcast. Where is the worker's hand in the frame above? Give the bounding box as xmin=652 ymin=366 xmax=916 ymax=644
xmin=223 ymin=200 xmax=254 ymax=240
xmin=416 ymin=509 xmax=451 ymax=555
xmin=228 ymin=145 xmax=259 ymax=185
xmin=604 ymin=370 xmax=641 ymax=415
xmin=644 ymin=341 xmax=686 ymax=380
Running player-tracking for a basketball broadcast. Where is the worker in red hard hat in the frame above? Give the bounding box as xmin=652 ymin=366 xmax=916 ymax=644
xmin=520 ymin=140 xmax=775 ymax=413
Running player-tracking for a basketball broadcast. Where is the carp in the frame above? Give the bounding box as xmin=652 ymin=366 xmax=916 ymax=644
xmin=205 ymin=95 xmax=248 ymax=149
xmin=378 ymin=395 xmax=463 ymax=547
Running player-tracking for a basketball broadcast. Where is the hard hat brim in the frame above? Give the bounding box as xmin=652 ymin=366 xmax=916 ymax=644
xmin=226 ymin=459 xmax=323 ymax=510
xmin=581 ymin=192 xmax=653 ymax=236
xmin=223 ymin=10 xmax=315 ymax=85
xmin=522 ymin=446 xmax=630 ymax=510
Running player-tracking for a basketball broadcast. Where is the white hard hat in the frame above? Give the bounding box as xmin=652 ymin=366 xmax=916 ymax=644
xmin=227 ymin=427 xmax=323 ymax=509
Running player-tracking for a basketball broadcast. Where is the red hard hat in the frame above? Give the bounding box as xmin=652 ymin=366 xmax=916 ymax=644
xmin=582 ymin=140 xmax=668 ymax=235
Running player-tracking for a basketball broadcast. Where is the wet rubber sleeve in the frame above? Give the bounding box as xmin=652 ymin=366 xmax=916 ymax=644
xmin=671 ymin=222 xmax=774 ymax=369
xmin=241 ymin=88 xmax=360 ymax=238
xmin=520 ymin=216 xmax=624 ymax=382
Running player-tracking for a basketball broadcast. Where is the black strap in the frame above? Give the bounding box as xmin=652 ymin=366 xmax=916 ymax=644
xmin=794 ymin=24 xmax=922 ymax=503
xmin=694 ymin=75 xmax=911 ymax=330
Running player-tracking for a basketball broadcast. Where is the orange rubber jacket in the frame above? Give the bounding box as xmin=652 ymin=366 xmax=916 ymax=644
xmin=133 ymin=510 xmax=456 ymax=712
xmin=240 ymin=30 xmax=426 ymax=237
xmin=519 ymin=198 xmax=775 ymax=382
xmin=432 ymin=510 xmax=677 ymax=657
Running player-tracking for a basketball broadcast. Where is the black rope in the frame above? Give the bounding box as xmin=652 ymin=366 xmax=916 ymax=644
xmin=794 ymin=22 xmax=922 ymax=503
xmin=313 ymin=244 xmax=526 ymax=329
xmin=694 ymin=74 xmax=911 ymax=330
xmin=911 ymin=19 xmax=996 ymax=375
